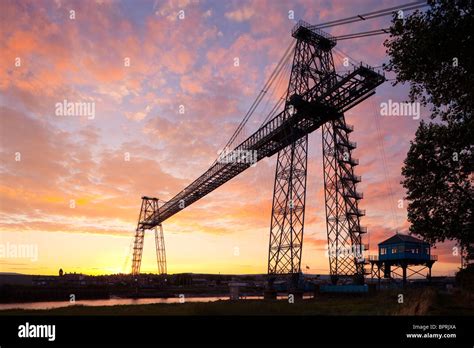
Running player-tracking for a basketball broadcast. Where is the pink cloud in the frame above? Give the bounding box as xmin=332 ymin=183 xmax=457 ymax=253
xmin=0 ymin=0 xmax=461 ymax=276
xmin=225 ymin=6 xmax=255 ymax=22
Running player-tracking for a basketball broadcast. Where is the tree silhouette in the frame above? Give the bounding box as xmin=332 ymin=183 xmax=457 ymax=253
xmin=384 ymin=0 xmax=473 ymax=263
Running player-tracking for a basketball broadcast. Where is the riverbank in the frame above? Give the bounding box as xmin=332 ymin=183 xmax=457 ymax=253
xmin=2 ymin=288 xmax=472 ymax=316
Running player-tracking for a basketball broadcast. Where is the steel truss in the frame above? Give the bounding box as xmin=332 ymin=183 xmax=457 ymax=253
xmin=130 ymin=21 xmax=385 ymax=278
xmin=131 ymin=197 xmax=167 ymax=275
xmin=268 ymin=26 xmax=335 ymax=276
xmin=322 ymin=117 xmax=367 ymax=283
xmin=268 ymin=136 xmax=308 ymax=274
xmin=370 ymin=259 xmax=435 ymax=285
xmin=137 ymin=24 xmax=384 ymax=229
xmin=268 ymin=21 xmax=368 ymax=283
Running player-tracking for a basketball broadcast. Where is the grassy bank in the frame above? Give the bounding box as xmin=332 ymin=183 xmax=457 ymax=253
xmin=1 ymin=289 xmax=472 ymax=316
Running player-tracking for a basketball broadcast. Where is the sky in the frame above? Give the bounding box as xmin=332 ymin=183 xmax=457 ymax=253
xmin=0 ymin=0 xmax=462 ymax=277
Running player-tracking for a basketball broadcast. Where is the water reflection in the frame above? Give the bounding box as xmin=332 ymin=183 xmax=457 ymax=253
xmin=0 ymin=296 xmax=233 ymax=310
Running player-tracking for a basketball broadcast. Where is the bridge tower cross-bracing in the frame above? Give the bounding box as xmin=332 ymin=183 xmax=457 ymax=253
xmin=128 ymin=21 xmax=385 ymax=282
xmin=131 ymin=197 xmax=167 ymax=276
xmin=268 ymin=22 xmax=367 ymax=284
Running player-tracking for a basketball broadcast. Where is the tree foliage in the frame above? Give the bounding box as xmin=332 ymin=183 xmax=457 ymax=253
xmin=385 ymin=0 xmax=473 ymax=123
xmin=384 ymin=0 xmax=473 ymax=261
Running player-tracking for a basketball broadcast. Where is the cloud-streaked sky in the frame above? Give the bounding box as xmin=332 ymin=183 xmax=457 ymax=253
xmin=0 ymin=0 xmax=461 ymax=276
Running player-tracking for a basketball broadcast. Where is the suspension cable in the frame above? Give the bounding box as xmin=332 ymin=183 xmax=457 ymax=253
xmin=216 ymin=1 xmax=431 ymax=158
xmin=257 ymin=58 xmax=291 ymax=127
xmin=310 ymin=1 xmax=428 ymax=30
xmin=370 ymin=97 xmax=401 ymax=230
xmin=334 ymin=28 xmax=390 ymax=41
xmin=221 ymin=41 xmax=295 ymax=150
xmin=259 ymin=60 xmax=292 ymax=127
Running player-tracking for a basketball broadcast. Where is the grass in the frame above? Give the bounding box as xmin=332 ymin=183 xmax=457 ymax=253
xmin=3 ymin=288 xmax=471 ymax=316
xmin=426 ymin=290 xmax=474 ymax=315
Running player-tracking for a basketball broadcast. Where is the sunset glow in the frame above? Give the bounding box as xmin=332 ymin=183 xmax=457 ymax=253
xmin=0 ymin=0 xmax=461 ymax=277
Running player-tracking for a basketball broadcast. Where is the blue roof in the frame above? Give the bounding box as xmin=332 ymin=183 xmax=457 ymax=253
xmin=379 ymin=233 xmax=429 ymax=246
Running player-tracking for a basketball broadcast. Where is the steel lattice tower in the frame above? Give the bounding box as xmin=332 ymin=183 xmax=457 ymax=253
xmin=268 ymin=136 xmax=308 ymax=274
xmin=128 ymin=21 xmax=385 ymax=281
xmin=268 ymin=23 xmax=366 ymax=284
xmin=131 ymin=197 xmax=167 ymax=275
xmin=322 ymin=118 xmax=366 ymax=284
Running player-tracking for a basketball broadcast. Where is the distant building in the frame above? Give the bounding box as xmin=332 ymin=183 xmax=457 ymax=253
xmin=229 ymin=282 xmax=247 ymax=300
xmin=32 ymin=275 xmax=56 ymax=286
xmin=378 ymin=233 xmax=432 ymax=261
xmin=63 ymin=272 xmax=86 ymax=286
xmin=59 ymin=268 xmax=63 ymax=277
xmin=369 ymin=233 xmax=437 ymax=285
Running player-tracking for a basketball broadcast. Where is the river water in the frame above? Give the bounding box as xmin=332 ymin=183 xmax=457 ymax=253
xmin=0 ymin=296 xmax=236 ymax=310
xmin=0 ymin=295 xmax=312 ymax=311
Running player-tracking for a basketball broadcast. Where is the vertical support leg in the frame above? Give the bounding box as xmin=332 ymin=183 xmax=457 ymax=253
xmin=378 ymin=263 xmax=381 ymax=287
xmin=402 ymin=265 xmax=407 ymax=286
xmin=322 ymin=117 xmax=366 ymax=284
xmin=268 ymin=135 xmax=308 ymax=280
xmin=155 ymin=224 xmax=167 ymax=275
xmin=267 ymin=27 xmax=337 ymax=288
xmin=131 ymin=197 xmax=167 ymax=275
xmin=384 ymin=262 xmax=391 ymax=278
xmin=132 ymin=228 xmax=145 ymax=276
